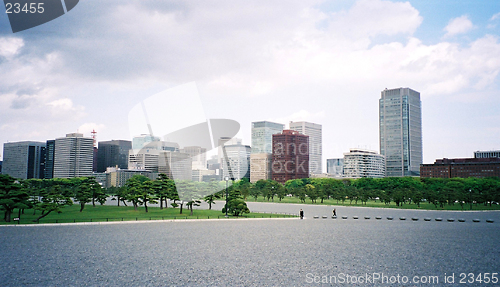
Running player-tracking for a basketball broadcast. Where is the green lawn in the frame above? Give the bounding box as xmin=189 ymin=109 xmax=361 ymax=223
xmin=1 ymin=204 xmax=297 ymax=225
xmin=245 ymin=196 xmax=500 ymax=211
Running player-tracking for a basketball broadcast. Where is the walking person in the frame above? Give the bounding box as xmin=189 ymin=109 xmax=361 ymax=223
xmin=300 ymin=209 xmax=304 ymax=219
xmin=332 ymin=208 xmax=336 ymax=217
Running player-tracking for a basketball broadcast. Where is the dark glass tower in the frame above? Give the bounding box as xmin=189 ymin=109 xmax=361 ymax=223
xmin=97 ymin=140 xmax=132 ymax=172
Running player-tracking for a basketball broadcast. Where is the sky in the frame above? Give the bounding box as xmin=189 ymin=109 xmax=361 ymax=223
xmin=0 ymin=0 xmax=500 ymax=168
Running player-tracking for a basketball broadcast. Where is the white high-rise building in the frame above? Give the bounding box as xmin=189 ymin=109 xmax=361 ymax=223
xmin=289 ymin=121 xmax=322 ymax=175
xmin=53 ymin=133 xmax=94 ymax=178
xmin=218 ymin=137 xmax=241 ymax=164
xmin=221 ymin=143 xmax=251 ymax=181
xmin=343 ymin=149 xmax=385 ymax=178
xmin=379 ymin=88 xmax=422 ymax=177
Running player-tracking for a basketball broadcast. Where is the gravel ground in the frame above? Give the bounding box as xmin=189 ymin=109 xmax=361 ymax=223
xmin=1 ymin=203 xmax=499 ymax=286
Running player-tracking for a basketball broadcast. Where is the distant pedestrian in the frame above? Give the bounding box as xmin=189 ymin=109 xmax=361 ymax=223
xmin=300 ymin=209 xmax=304 ymax=219
xmin=333 ymin=209 xmax=336 ymax=217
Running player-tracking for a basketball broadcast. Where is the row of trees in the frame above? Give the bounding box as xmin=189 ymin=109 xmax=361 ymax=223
xmin=0 ymin=173 xmax=251 ymax=222
xmin=244 ymin=177 xmax=500 ymax=209
xmin=4 ymin=173 xmax=499 ymax=222
xmin=0 ymin=174 xmax=108 ymax=222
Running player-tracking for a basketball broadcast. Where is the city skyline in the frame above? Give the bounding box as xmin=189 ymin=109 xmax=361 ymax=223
xmin=1 ymin=1 xmax=500 ymax=164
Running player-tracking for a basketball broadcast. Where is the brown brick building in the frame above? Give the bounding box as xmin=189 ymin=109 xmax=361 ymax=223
xmin=271 ymin=130 xmax=309 ymax=183
xmin=420 ymin=157 xmax=500 ymax=178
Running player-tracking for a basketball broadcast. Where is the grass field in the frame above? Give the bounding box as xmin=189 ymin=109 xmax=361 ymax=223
xmin=245 ymin=196 xmax=500 ymax=211
xmin=1 ymin=205 xmax=297 ymax=225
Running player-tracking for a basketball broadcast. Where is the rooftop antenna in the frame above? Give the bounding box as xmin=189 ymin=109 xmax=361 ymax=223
xmin=91 ymin=129 xmax=97 ymax=148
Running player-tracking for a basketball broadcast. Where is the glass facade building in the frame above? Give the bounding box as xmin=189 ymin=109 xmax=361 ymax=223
xmin=97 ymin=140 xmax=132 ymax=172
xmin=250 ymin=121 xmax=284 ymax=182
xmin=326 ymin=158 xmax=344 ymax=177
xmin=379 ymin=88 xmax=422 ymax=177
xmin=251 ymin=121 xmax=284 ymax=154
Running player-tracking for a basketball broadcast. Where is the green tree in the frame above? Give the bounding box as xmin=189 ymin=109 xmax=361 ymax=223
xmin=113 ymin=186 xmax=128 ymax=207
xmin=125 ymin=175 xmax=149 ymax=211
xmin=275 ymin=183 xmax=287 ymax=201
xmin=204 ymin=179 xmax=221 ymax=210
xmin=33 ymin=184 xmax=73 ymax=222
xmin=155 ymin=174 xmax=175 ymax=209
xmin=139 ymin=180 xmax=157 ymax=212
xmin=74 ymin=178 xmax=92 ymax=212
xmin=222 ymin=198 xmax=250 ymax=216
xmin=0 ymin=174 xmax=29 ymax=222
xmin=305 ymin=184 xmax=317 ymax=203
xmin=88 ymin=177 xmax=106 ymax=207
xmin=249 ymin=185 xmax=261 ymax=201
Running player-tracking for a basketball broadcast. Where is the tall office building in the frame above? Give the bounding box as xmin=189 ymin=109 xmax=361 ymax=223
xmin=251 ymin=121 xmax=284 ymax=154
xmin=250 ymin=121 xmax=284 ymax=182
xmin=271 ymin=130 xmax=309 ymax=184
xmin=379 ymin=87 xmax=422 ymax=177
xmin=221 ymin=143 xmax=251 ymax=180
xmin=342 ymin=149 xmax=385 ymax=178
xmin=53 ymin=133 xmax=94 ymax=178
xmin=289 ymin=121 xmax=322 ymax=175
xmin=218 ymin=137 xmax=241 ymax=164
xmin=250 ymin=153 xmax=272 ymax=183
xmin=2 ymin=141 xmax=46 ymax=179
xmin=44 ymin=140 xmax=55 ymax=179
xmin=97 ymin=140 xmax=132 ymax=172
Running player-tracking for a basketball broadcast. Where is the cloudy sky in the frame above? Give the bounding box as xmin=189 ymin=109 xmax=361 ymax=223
xmin=1 ymin=0 xmax=499 ymax=167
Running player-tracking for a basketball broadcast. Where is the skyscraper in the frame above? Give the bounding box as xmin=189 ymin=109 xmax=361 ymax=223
xmin=250 ymin=121 xmax=284 ymax=182
xmin=289 ymin=121 xmax=322 ymax=174
xmin=221 ymin=143 xmax=251 ymax=181
xmin=271 ymin=130 xmax=309 ymax=183
xmin=97 ymin=140 xmax=132 ymax=172
xmin=2 ymin=141 xmax=46 ymax=179
xmin=53 ymin=133 xmax=94 ymax=178
xmin=379 ymin=87 xmax=422 ymax=177
xmin=251 ymin=121 xmax=284 ymax=154
xmin=44 ymin=140 xmax=55 ymax=179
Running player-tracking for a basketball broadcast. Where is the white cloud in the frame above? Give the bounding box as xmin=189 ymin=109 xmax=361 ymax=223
xmin=444 ymin=15 xmax=474 ymax=37
xmin=1 ymin=0 xmax=500 ymax=163
xmin=490 ymin=12 xmax=500 ymax=21
xmin=0 ymin=37 xmax=24 ymax=58
xmin=327 ymin=0 xmax=422 ymax=40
